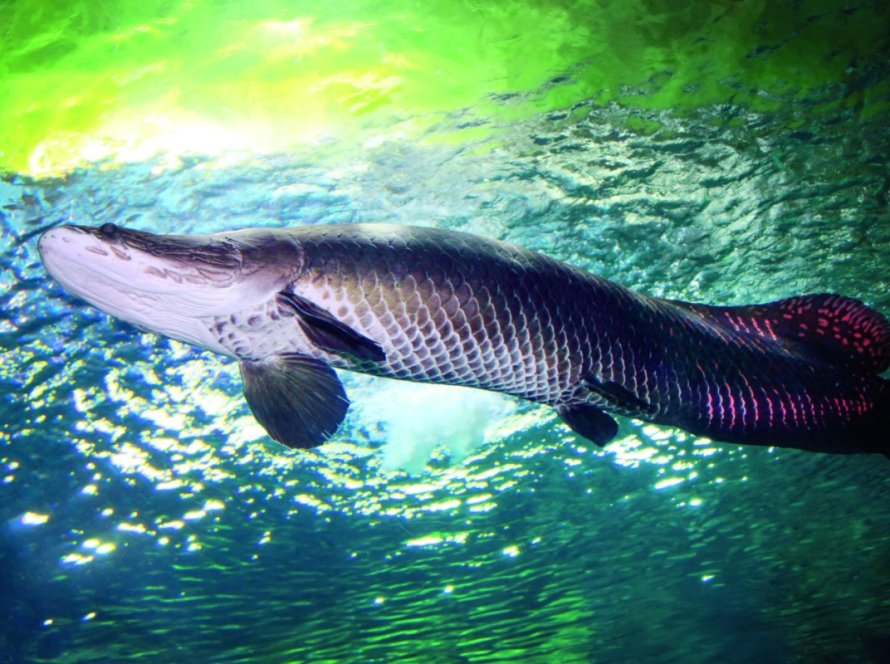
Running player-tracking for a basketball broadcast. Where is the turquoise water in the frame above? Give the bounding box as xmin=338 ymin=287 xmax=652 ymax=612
xmin=3 ymin=1 xmax=890 ymax=662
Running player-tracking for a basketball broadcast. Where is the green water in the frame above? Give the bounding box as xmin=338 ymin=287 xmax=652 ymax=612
xmin=2 ymin=1 xmax=889 ymax=662
xmin=2 ymin=0 xmax=888 ymax=175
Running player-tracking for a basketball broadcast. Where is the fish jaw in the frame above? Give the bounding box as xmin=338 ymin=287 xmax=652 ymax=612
xmin=38 ymin=224 xmax=299 ymax=354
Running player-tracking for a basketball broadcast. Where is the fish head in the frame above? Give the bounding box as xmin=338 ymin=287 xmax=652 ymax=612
xmin=39 ymin=223 xmax=302 ymax=348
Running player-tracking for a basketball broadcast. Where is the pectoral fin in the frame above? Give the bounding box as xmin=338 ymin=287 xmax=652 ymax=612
xmin=277 ymin=291 xmax=385 ymax=362
xmin=240 ymin=353 xmax=349 ymax=449
xmin=558 ymin=403 xmax=619 ymax=447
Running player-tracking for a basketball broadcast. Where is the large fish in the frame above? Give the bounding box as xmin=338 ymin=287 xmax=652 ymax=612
xmin=38 ymin=223 xmax=889 ymax=456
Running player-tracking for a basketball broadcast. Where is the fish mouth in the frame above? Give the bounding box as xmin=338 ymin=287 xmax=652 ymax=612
xmin=38 ymin=226 xmax=151 ymax=320
xmin=39 ymin=223 xmax=260 ymax=342
xmin=38 ymin=223 xmax=246 ymax=309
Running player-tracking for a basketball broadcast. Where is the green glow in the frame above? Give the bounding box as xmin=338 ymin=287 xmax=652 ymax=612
xmin=1 ymin=0 xmax=888 ymax=174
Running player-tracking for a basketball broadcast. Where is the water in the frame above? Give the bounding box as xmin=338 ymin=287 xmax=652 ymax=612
xmin=2 ymin=1 xmax=890 ymax=662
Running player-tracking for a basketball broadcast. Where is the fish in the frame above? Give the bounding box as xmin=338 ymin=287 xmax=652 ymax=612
xmin=38 ymin=222 xmax=889 ymax=456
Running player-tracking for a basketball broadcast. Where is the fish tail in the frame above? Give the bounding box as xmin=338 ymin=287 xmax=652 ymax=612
xmin=671 ymin=293 xmax=890 ymax=456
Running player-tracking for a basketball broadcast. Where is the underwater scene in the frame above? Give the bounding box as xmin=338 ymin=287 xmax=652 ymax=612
xmin=2 ymin=0 xmax=889 ymax=662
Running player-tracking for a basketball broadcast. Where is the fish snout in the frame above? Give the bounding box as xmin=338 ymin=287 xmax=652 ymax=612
xmin=38 ymin=225 xmax=98 ymax=278
xmin=38 ymin=227 xmax=63 ymax=261
xmin=39 ymin=225 xmax=87 ymax=255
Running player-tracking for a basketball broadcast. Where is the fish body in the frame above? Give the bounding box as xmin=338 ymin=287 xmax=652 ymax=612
xmin=39 ymin=223 xmax=889 ymax=455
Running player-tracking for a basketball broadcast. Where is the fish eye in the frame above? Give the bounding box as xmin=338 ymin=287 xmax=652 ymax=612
xmin=99 ymin=223 xmax=119 ymax=238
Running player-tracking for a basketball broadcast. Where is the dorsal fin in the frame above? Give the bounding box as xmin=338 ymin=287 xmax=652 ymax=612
xmin=673 ymin=294 xmax=890 ymax=374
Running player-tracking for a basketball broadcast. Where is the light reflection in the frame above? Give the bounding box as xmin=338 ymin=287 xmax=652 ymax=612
xmin=642 ymin=424 xmax=674 ymax=441
xmin=83 ymin=538 xmax=116 ymax=555
xmin=117 ymin=522 xmax=148 ymax=534
xmin=59 ymin=341 xmax=715 ymax=541
xmin=654 ymin=477 xmax=684 ymax=491
xmin=606 ymin=435 xmax=660 ymax=468
xmin=54 ymin=416 xmax=710 ymax=574
xmin=107 ymin=443 xmax=151 ymax=475
xmin=406 ymin=535 xmax=442 ymax=547
xmin=20 ymin=511 xmax=49 ymax=526
xmin=39 ymin=338 xmax=720 ymax=571
xmin=421 ymin=499 xmax=460 ymax=513
xmin=294 ymin=494 xmax=331 ymax=512
xmin=405 ymin=531 xmax=468 ymax=549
